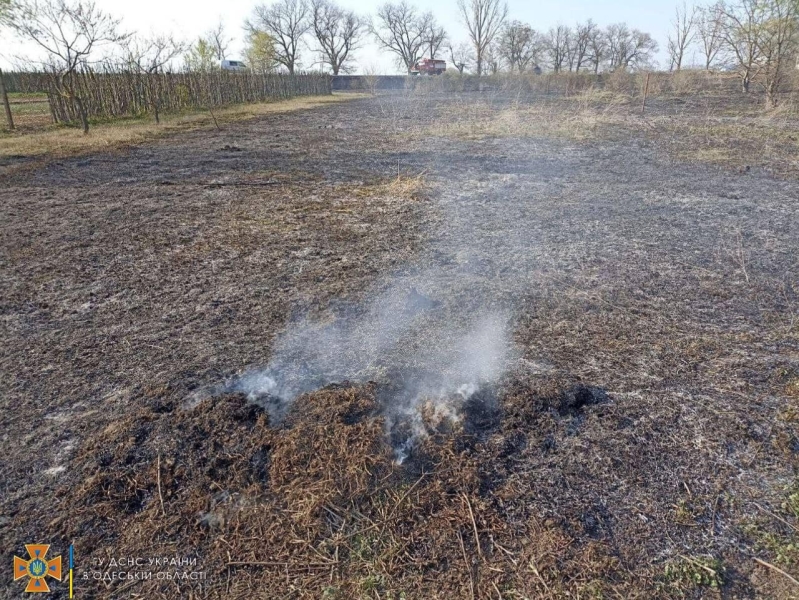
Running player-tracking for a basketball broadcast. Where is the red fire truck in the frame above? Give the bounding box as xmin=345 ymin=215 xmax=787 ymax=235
xmin=411 ymin=58 xmax=447 ymax=75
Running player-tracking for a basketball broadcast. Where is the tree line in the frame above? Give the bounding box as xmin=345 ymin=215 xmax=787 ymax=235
xmin=0 ymin=0 xmax=666 ymax=79
xmin=666 ymin=0 xmax=799 ymax=105
xmin=233 ymin=0 xmax=660 ymax=76
xmin=0 ymin=0 xmax=334 ymax=132
xmin=5 ymin=0 xmax=797 ymax=82
xmin=1 ymin=0 xmax=797 ymax=130
xmin=208 ymin=0 xmax=799 ymax=107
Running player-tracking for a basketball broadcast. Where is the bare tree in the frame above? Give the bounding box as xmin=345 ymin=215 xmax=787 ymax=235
xmin=720 ymin=0 xmax=763 ymax=92
xmin=484 ymin=41 xmax=501 ymax=73
xmin=457 ymin=0 xmax=508 ymax=76
xmin=123 ymin=33 xmax=185 ymax=73
xmin=546 ymin=24 xmax=570 ymax=72
xmin=605 ymin=23 xmax=626 ymax=70
xmin=759 ymin=0 xmax=799 ymax=106
xmin=310 ymin=0 xmax=362 ymax=74
xmin=572 ymin=20 xmax=597 ymax=71
xmin=361 ymin=62 xmax=380 ymax=93
xmin=498 ymin=20 xmax=540 ymax=72
xmin=606 ymin=23 xmax=658 ymax=71
xmin=587 ymin=25 xmax=607 ymax=73
xmin=122 ymin=33 xmax=185 ymax=123
xmin=697 ymin=1 xmax=725 ymax=69
xmin=564 ymin=26 xmax=578 ymax=71
xmin=421 ymin=18 xmax=447 ymax=59
xmin=206 ymin=20 xmax=232 ymax=61
xmin=370 ymin=1 xmax=430 ymax=73
xmin=667 ymin=2 xmax=697 ymax=70
xmin=447 ymin=41 xmax=473 ymax=73
xmin=10 ymin=0 xmax=127 ymax=133
xmin=247 ymin=0 xmax=310 ymax=74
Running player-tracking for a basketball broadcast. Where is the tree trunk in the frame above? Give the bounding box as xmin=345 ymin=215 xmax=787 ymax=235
xmin=0 ymin=69 xmax=14 ymax=131
xmin=767 ymin=80 xmax=779 ymax=107
xmin=742 ymin=73 xmax=750 ymax=93
xmin=74 ymin=95 xmax=89 ymax=134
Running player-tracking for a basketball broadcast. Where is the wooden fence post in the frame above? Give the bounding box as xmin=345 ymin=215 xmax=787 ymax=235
xmin=0 ymin=69 xmax=15 ymax=131
xmin=641 ymin=72 xmax=651 ymax=115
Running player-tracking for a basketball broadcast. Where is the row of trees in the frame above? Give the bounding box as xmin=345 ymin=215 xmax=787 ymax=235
xmin=10 ymin=0 xmax=786 ymax=80
xmin=178 ymin=0 xmax=366 ymax=75
xmin=3 ymin=0 xmax=797 ymax=106
xmin=0 ymin=0 xmax=336 ymax=132
xmin=187 ymin=2 xmax=640 ymax=83
xmin=484 ymin=20 xmax=659 ymax=75
xmin=243 ymin=0 xmax=362 ymax=74
xmin=666 ymin=0 xmax=799 ymax=104
xmin=231 ymin=0 xmax=662 ymax=77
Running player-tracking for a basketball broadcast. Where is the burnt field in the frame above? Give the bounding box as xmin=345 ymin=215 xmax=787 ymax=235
xmin=1 ymin=90 xmax=799 ymax=599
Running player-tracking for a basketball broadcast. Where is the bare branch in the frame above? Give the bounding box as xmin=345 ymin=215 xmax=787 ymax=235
xmin=456 ymin=0 xmax=508 ymax=76
xmin=206 ymin=20 xmax=232 ymax=61
xmin=447 ymin=41 xmax=473 ymax=73
xmin=697 ymin=1 xmax=725 ymax=69
xmin=421 ymin=17 xmax=447 ymax=60
xmin=667 ymin=2 xmax=697 ymax=71
xmin=497 ymin=20 xmax=543 ymax=72
xmin=122 ymin=33 xmax=186 ymax=73
xmin=311 ymin=0 xmax=363 ymax=75
xmin=10 ymin=0 xmax=128 ymax=74
xmin=369 ymin=1 xmax=428 ymax=74
xmin=246 ymin=0 xmax=310 ymax=74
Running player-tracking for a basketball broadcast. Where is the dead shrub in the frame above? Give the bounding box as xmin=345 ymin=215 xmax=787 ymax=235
xmin=605 ymin=69 xmax=634 ymax=96
xmin=669 ymin=70 xmax=709 ymax=95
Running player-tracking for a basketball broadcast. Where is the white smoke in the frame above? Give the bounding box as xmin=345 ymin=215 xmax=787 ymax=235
xmin=206 ymin=94 xmax=536 ymax=456
xmin=223 ymin=299 xmax=513 ymax=458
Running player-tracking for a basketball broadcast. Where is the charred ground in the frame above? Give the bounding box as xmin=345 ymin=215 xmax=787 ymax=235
xmin=1 ymin=90 xmax=799 ymax=599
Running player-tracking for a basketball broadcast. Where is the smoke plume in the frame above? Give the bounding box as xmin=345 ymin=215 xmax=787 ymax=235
xmin=212 ymin=95 xmax=532 ymax=460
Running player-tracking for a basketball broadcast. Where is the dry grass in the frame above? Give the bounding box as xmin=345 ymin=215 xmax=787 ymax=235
xmin=648 ymin=110 xmax=799 ymax=176
xmin=4 ymin=89 xmax=799 ymax=599
xmin=0 ymin=93 xmax=365 ymax=160
xmin=423 ymin=98 xmax=628 ymax=143
xmin=1 ymin=93 xmax=51 ymax=132
xmin=355 ymin=172 xmax=428 ymax=201
xmin=420 ymin=91 xmax=799 ymax=178
xmin=55 ymin=381 xmax=669 ymax=599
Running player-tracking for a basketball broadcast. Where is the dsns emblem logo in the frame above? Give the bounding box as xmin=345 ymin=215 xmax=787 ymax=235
xmin=13 ymin=545 xmax=62 ymax=593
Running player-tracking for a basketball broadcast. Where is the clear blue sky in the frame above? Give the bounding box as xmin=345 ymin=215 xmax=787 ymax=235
xmin=1 ymin=0 xmax=692 ymax=72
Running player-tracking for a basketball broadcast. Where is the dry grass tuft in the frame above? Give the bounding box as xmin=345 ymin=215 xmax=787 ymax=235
xmin=358 ymin=172 xmax=428 ymax=201
xmin=424 ymin=100 xmax=624 ymax=142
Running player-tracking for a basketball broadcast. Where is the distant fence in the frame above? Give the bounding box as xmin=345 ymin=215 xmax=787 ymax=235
xmin=1 ymin=72 xmax=51 ymax=94
xmin=332 ymin=75 xmax=408 ymax=91
xmin=2 ymin=70 xmax=332 ymax=124
xmin=332 ymin=71 xmax=754 ymax=96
